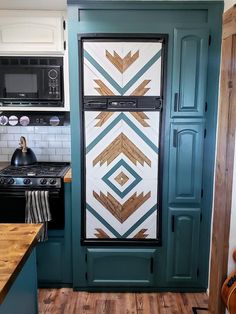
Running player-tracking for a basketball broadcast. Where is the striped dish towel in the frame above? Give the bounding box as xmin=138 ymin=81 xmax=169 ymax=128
xmin=25 ymin=190 xmax=52 ymax=241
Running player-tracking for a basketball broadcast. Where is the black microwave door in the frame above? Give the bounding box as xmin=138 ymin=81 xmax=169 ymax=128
xmin=0 ymin=66 xmax=41 ymax=100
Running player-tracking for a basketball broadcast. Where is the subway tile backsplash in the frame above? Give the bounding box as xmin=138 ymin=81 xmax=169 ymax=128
xmin=0 ymin=126 xmax=71 ymax=162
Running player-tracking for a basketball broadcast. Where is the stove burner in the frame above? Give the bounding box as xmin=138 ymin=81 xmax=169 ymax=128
xmin=0 ymin=162 xmax=69 ymax=177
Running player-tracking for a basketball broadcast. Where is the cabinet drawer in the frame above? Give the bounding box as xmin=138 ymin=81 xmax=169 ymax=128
xmin=86 ymin=248 xmax=157 ymax=286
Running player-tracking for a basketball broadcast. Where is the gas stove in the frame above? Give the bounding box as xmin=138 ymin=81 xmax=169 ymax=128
xmin=0 ymin=162 xmax=70 ymax=188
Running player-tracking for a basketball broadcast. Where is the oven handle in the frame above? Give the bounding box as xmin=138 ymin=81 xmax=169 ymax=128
xmin=0 ymin=190 xmax=61 ymax=197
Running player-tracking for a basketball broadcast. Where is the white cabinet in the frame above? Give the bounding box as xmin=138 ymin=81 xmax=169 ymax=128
xmin=0 ymin=11 xmax=65 ymax=54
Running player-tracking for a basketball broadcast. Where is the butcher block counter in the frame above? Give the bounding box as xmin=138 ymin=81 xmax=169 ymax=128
xmin=64 ymin=168 xmax=72 ymax=182
xmin=0 ymin=224 xmax=42 ymax=314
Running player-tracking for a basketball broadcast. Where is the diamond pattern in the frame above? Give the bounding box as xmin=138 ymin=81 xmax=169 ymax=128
xmin=114 ymin=171 xmax=129 ymax=186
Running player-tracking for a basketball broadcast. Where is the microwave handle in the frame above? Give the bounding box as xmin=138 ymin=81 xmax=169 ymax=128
xmin=3 ymin=87 xmax=6 ymax=97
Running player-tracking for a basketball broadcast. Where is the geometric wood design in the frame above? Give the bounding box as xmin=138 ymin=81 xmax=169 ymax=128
xmin=130 ymin=112 xmax=150 ymax=127
xmin=105 ymin=50 xmax=139 ymax=73
xmin=93 ymin=191 xmax=151 ymax=223
xmin=94 ymin=79 xmax=115 ymax=96
xmin=133 ymin=229 xmax=149 ymax=239
xmin=131 ymin=80 xmax=151 ymax=96
xmin=95 ymin=111 xmax=150 ymax=127
xmin=114 ymin=171 xmax=129 ymax=186
xmin=93 ymin=133 xmax=151 ymax=167
xmin=95 ymin=112 xmax=114 ymax=127
xmin=94 ymin=228 xmax=110 ymax=239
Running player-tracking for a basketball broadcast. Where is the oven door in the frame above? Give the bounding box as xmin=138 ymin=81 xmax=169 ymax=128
xmin=0 ymin=188 xmax=64 ymax=229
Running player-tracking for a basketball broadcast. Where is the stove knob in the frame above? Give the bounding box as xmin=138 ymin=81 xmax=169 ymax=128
xmin=23 ymin=179 xmax=31 ymax=185
xmin=40 ymin=178 xmax=47 ymax=185
xmin=0 ymin=178 xmax=6 ymax=185
xmin=49 ymin=179 xmax=56 ymax=185
xmin=7 ymin=178 xmax=15 ymax=185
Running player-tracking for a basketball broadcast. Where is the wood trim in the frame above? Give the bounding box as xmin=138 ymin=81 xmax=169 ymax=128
xmin=209 ymin=10 xmax=236 ymax=313
xmin=223 ymin=5 xmax=236 ymax=39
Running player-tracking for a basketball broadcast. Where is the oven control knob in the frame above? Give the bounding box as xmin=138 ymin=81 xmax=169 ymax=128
xmin=49 ymin=179 xmax=56 ymax=185
xmin=0 ymin=178 xmax=6 ymax=185
xmin=48 ymin=69 xmax=58 ymax=80
xmin=23 ymin=179 xmax=31 ymax=185
xmin=40 ymin=178 xmax=47 ymax=185
xmin=7 ymin=178 xmax=15 ymax=185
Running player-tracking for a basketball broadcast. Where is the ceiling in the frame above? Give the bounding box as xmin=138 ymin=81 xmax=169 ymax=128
xmin=0 ymin=0 xmax=67 ymax=10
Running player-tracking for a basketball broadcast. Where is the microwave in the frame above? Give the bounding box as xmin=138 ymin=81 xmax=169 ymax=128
xmin=0 ymin=56 xmax=64 ymax=107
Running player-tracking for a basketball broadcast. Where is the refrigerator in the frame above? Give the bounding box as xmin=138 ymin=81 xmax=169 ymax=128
xmin=79 ymin=35 xmax=167 ymax=244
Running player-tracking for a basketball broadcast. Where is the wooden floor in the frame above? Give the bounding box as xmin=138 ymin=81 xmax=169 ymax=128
xmin=38 ymin=289 xmax=210 ymax=314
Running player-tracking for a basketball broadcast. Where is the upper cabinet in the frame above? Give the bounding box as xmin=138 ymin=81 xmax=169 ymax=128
xmin=171 ymin=28 xmax=209 ymax=117
xmin=0 ymin=11 xmax=65 ymax=54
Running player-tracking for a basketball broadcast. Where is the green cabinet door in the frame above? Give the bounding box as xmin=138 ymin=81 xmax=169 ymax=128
xmin=166 ymin=207 xmax=201 ymax=283
xmin=86 ymin=248 xmax=157 ymax=286
xmin=171 ymin=28 xmax=208 ymax=117
xmin=169 ymin=122 xmax=204 ymax=204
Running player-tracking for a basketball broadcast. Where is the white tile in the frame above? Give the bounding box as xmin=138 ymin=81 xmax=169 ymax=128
xmin=7 ymin=126 xmax=23 ymax=133
xmin=56 ymin=148 xmax=71 ymax=155
xmin=0 ymin=140 xmax=7 ymax=147
xmin=55 ymin=134 xmax=70 ymax=141
xmin=48 ymin=141 xmax=63 ymax=148
xmin=0 ymin=126 xmax=7 ymax=133
xmin=49 ymin=155 xmax=63 ymax=162
xmin=62 ymin=155 xmax=71 ymax=162
xmin=47 ymin=127 xmax=62 ymax=134
xmin=0 ymin=155 xmax=8 ymax=161
xmin=61 ymin=127 xmax=71 ymax=134
xmin=33 ymin=148 xmax=44 ymax=155
xmin=7 ymin=141 xmax=19 ymax=148
xmin=34 ymin=126 xmax=49 ymax=134
xmin=41 ymin=134 xmax=56 ymax=141
xmin=37 ymin=155 xmax=50 ymax=162
xmin=27 ymin=134 xmax=42 ymax=141
xmin=62 ymin=141 xmax=71 ymax=148
xmin=35 ymin=141 xmax=49 ymax=148
xmin=0 ymin=134 xmax=15 ymax=140
xmin=43 ymin=148 xmax=56 ymax=155
xmin=22 ymin=126 xmax=35 ymax=133
xmin=1 ymin=148 xmax=14 ymax=154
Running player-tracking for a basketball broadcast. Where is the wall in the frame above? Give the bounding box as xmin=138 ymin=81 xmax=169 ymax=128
xmin=0 ymin=126 xmax=71 ymax=162
xmin=224 ymin=0 xmax=235 ymax=10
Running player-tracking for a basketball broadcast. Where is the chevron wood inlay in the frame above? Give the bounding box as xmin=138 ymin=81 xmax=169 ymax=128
xmin=114 ymin=171 xmax=129 ymax=186
xmin=94 ymin=228 xmax=110 ymax=238
xmin=131 ymin=80 xmax=151 ymax=96
xmin=105 ymin=50 xmax=139 ymax=73
xmin=94 ymin=79 xmax=115 ymax=96
xmin=95 ymin=112 xmax=114 ymax=127
xmin=93 ymin=133 xmax=151 ymax=167
xmin=130 ymin=112 xmax=150 ymax=127
xmin=93 ymin=191 xmax=151 ymax=223
xmin=133 ymin=229 xmax=149 ymax=239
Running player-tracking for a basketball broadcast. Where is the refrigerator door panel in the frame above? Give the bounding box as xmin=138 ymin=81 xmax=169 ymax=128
xmin=84 ymin=111 xmax=160 ymax=241
xmin=83 ymin=41 xmax=162 ymax=97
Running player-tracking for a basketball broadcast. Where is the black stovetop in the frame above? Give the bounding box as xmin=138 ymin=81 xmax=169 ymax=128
xmin=0 ymin=162 xmax=70 ymax=178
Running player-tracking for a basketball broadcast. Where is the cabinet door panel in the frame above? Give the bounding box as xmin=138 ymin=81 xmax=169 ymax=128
xmin=172 ymin=28 xmax=208 ymax=117
xmin=169 ymin=122 xmax=204 ymax=204
xmin=87 ymin=248 xmax=157 ymax=286
xmin=167 ymin=207 xmax=201 ymax=282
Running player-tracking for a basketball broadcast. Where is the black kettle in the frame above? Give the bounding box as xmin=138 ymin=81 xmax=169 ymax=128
xmin=11 ymin=136 xmax=37 ymax=166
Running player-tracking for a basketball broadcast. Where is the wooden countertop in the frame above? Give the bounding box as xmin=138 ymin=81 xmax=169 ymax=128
xmin=64 ymin=168 xmax=72 ymax=183
xmin=0 ymin=162 xmax=9 ymax=171
xmin=0 ymin=224 xmax=43 ymax=304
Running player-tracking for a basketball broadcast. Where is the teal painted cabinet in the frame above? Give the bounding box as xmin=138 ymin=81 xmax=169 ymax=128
xmin=36 ymin=183 xmax=72 ymax=287
xmin=171 ymin=28 xmax=209 ymax=117
xmin=86 ymin=249 xmax=157 ymax=286
xmin=68 ymin=1 xmax=223 ymax=291
xmin=169 ymin=122 xmax=204 ymax=204
xmin=166 ymin=208 xmax=201 ymax=284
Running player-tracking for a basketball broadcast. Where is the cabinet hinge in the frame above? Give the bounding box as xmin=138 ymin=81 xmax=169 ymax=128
xmin=204 ymin=129 xmax=207 ymax=138
xmin=63 ymin=20 xmax=66 ymax=30
xmin=201 ymin=189 xmax=203 ymax=198
xmin=200 ymin=213 xmax=203 ymax=222
xmin=208 ymin=35 xmax=212 ymax=46
xmin=197 ymin=268 xmax=200 ymax=277
xmin=85 ymin=272 xmax=88 ymax=280
xmin=85 ymin=253 xmax=87 ymax=263
xmin=78 ymin=9 xmax=81 ymax=21
xmin=64 ymin=41 xmax=66 ymax=50
xmin=205 ymin=102 xmax=208 ymax=112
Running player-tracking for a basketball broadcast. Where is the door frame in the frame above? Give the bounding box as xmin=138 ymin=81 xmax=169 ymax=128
xmin=209 ymin=5 xmax=236 ymax=313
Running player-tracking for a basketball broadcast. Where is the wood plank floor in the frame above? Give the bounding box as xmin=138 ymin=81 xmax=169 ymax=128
xmin=38 ymin=289 xmax=210 ymax=314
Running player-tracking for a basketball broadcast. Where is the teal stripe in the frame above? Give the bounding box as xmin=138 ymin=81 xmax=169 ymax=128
xmin=86 ymin=113 xmax=159 ymax=154
xmin=84 ymin=50 xmax=123 ymax=94
xmin=86 ymin=203 xmax=121 ymax=238
xmin=84 ymin=49 xmax=162 ymax=95
xmin=122 ymin=50 xmax=162 ymax=94
xmin=122 ymin=204 xmax=157 ymax=238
